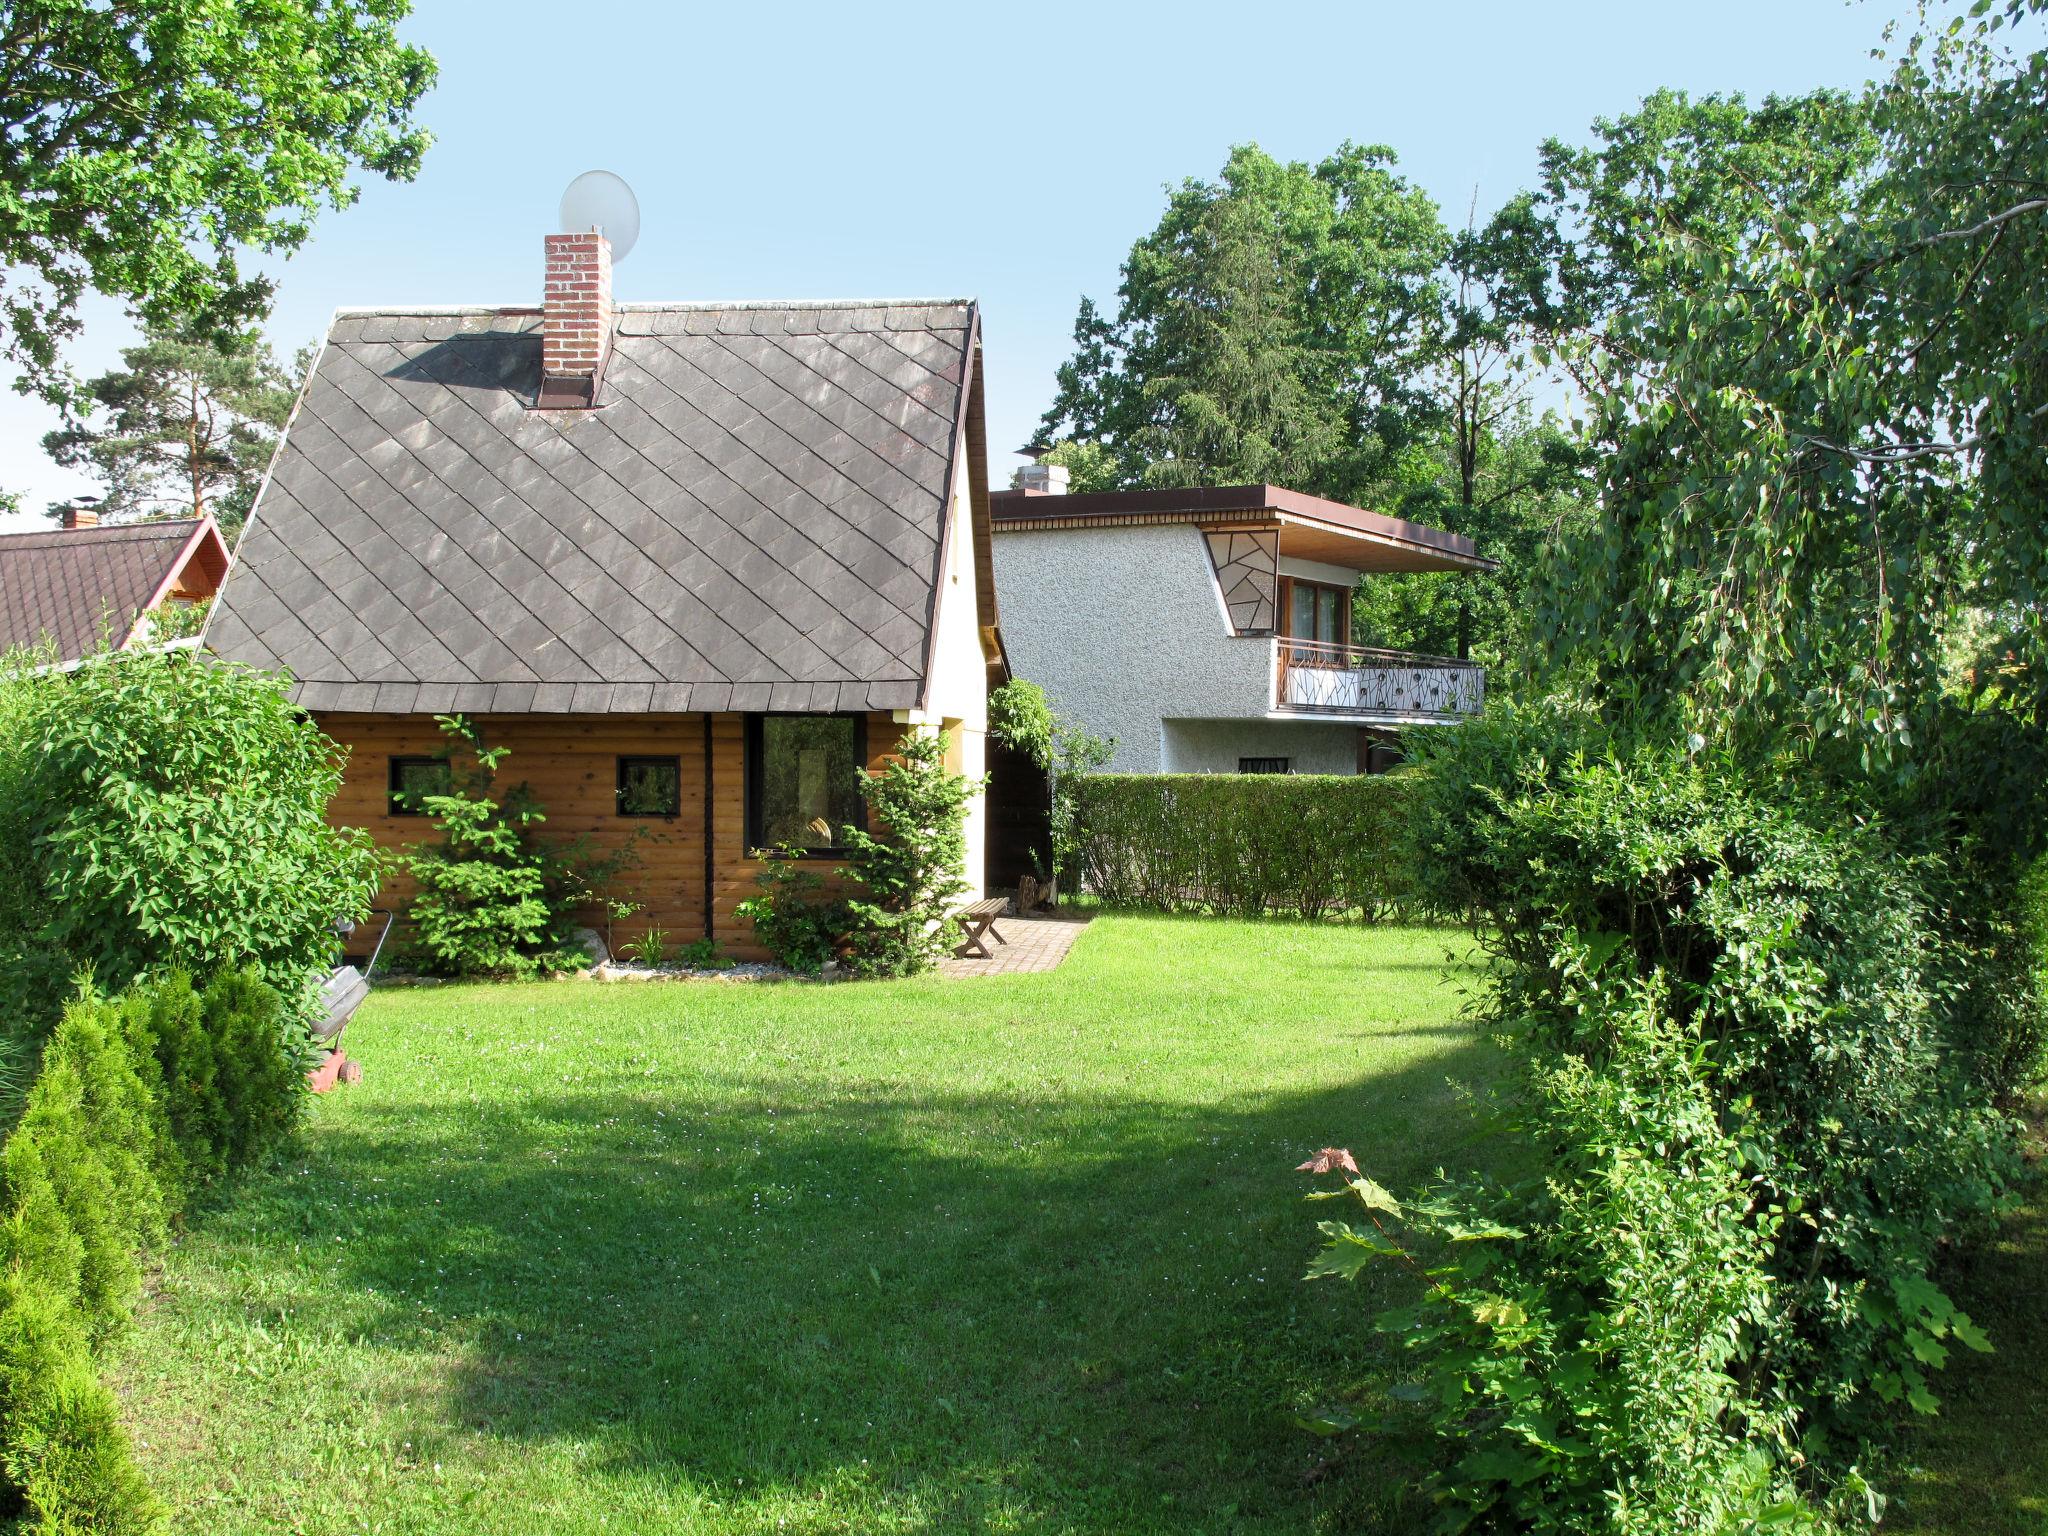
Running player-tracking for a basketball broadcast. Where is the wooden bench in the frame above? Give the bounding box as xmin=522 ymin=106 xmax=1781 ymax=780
xmin=954 ymin=897 xmax=1011 ymax=960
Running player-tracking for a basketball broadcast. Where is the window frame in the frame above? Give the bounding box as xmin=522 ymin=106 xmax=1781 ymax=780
xmin=743 ymin=712 xmax=869 ymax=859
xmin=1286 ymin=578 xmax=1352 ymax=649
xmin=615 ymin=754 xmax=683 ymax=819
xmin=387 ymin=754 xmax=451 ymax=817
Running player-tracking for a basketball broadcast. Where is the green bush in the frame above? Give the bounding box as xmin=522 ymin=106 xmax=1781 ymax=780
xmin=1069 ymin=773 xmax=1417 ymax=920
xmin=838 ymin=731 xmax=976 ymax=978
xmin=400 ymin=715 xmax=588 ymax=979
xmin=0 ymin=648 xmax=380 ymax=1033
xmin=0 ymin=971 xmax=294 ymax=1533
xmin=1310 ymin=702 xmax=2015 ymax=1529
xmin=735 ymin=854 xmax=850 ymax=974
xmin=740 ymin=731 xmax=977 ymax=978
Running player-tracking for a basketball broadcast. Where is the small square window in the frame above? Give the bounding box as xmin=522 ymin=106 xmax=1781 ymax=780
xmin=1239 ymin=756 xmax=1291 ymax=775
xmin=617 ymin=755 xmax=682 ymax=817
xmin=388 ymin=755 xmax=451 ymax=816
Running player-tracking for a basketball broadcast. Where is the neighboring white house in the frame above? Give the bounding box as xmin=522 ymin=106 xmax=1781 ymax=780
xmin=990 ymin=474 xmax=1493 ymax=775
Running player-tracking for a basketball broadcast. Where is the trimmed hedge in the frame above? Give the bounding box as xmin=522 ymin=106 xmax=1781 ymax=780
xmin=1068 ymin=773 xmax=1417 ymax=920
xmin=0 ymin=971 xmax=299 ymax=1533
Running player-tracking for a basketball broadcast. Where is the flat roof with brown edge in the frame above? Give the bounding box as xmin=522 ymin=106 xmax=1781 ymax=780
xmin=989 ymin=483 xmax=1498 ymax=574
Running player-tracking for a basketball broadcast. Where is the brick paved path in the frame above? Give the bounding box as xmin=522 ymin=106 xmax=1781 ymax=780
xmin=938 ymin=909 xmax=1092 ymax=978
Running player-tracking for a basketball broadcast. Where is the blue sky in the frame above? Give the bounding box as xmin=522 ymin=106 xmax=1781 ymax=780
xmin=0 ymin=0 xmax=1926 ymax=532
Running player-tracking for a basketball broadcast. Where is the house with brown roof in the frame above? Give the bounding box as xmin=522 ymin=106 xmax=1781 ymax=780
xmin=205 ymin=230 xmax=1004 ymax=959
xmin=990 ymin=470 xmax=1494 ymax=776
xmin=0 ymin=510 xmax=232 ymax=664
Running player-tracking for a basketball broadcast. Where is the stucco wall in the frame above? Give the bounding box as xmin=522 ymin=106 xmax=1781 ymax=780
xmin=1160 ymin=717 xmax=1359 ymax=775
xmin=994 ymin=522 xmax=1305 ymax=773
xmin=918 ymin=456 xmax=991 ymax=897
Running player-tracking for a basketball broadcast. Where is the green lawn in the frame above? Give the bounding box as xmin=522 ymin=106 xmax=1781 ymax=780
xmin=108 ymin=916 xmax=1498 ymax=1535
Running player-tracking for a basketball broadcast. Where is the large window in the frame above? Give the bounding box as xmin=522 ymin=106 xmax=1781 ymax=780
xmin=1288 ymin=580 xmax=1349 ymax=647
xmin=617 ymin=755 xmax=681 ymax=817
xmin=387 ymin=755 xmax=450 ymax=816
xmin=745 ymin=714 xmax=866 ymax=856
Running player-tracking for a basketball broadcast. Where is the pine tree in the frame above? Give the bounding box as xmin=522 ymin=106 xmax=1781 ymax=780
xmin=41 ymin=328 xmax=297 ymax=543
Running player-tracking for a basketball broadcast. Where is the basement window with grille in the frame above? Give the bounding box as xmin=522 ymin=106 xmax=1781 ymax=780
xmin=1238 ymin=757 xmax=1291 ymax=775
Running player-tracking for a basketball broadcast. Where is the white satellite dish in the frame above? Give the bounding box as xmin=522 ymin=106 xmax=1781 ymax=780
xmin=557 ymin=170 xmax=640 ymax=263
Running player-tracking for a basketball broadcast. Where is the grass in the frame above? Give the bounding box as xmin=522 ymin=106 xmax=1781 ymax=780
xmin=1886 ymin=1095 xmax=2048 ymax=1536
xmin=108 ymin=915 xmax=1498 ymax=1535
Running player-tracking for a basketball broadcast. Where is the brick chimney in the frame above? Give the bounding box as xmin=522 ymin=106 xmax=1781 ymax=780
xmin=60 ymin=502 xmax=100 ymax=529
xmin=539 ymin=231 xmax=613 ymax=408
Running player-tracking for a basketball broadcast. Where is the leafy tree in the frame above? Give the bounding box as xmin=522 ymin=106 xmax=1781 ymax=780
xmin=1037 ymin=143 xmax=1451 ymax=502
xmin=1530 ymin=2 xmax=2048 ymax=766
xmin=0 ymin=0 xmax=435 ymax=409
xmin=1471 ymin=86 xmax=1880 ymax=357
xmin=41 ymin=325 xmax=295 ymax=541
xmin=1353 ymin=409 xmax=1591 ymax=667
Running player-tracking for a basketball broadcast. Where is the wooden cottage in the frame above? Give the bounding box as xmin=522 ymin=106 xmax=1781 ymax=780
xmin=205 ymin=232 xmax=1005 ymax=958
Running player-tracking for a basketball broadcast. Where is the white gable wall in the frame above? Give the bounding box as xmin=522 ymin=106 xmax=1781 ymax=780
xmin=992 ymin=521 xmax=1360 ymax=773
xmin=904 ymin=457 xmax=990 ymax=897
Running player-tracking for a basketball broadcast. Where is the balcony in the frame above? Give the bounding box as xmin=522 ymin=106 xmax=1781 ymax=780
xmin=1272 ymin=638 xmax=1484 ymax=722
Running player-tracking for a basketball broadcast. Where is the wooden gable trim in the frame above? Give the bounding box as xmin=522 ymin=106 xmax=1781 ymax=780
xmin=127 ymin=515 xmax=232 ymax=647
xmin=916 ymin=303 xmax=1006 ymax=712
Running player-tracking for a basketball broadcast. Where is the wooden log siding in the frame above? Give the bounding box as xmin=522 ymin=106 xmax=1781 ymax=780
xmin=317 ymin=712 xmax=907 ymax=962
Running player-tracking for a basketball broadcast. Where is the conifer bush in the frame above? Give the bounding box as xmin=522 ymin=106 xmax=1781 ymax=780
xmin=0 ymin=971 xmax=297 ymax=1533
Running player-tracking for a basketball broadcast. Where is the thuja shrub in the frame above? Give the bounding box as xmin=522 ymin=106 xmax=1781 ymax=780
xmin=0 ymin=971 xmax=297 ymax=1533
xmin=1309 ymin=701 xmax=2014 ymax=1530
xmin=1068 ymin=772 xmax=1417 ymax=920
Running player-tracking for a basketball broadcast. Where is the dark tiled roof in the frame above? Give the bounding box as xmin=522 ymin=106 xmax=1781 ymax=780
xmin=0 ymin=519 xmax=207 ymax=662
xmin=207 ymin=300 xmax=979 ymax=714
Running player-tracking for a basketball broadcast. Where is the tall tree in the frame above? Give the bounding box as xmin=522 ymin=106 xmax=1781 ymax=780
xmin=1037 ymin=143 xmax=1451 ymax=502
xmin=42 ymin=327 xmax=296 ymax=542
xmin=1530 ymin=0 xmax=2048 ymax=765
xmin=0 ymin=0 xmax=435 ymax=407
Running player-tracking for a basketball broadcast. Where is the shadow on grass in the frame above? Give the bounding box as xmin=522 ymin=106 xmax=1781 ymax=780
xmin=1885 ymin=1100 xmax=2048 ymax=1535
xmin=159 ymin=1039 xmax=1500 ymax=1534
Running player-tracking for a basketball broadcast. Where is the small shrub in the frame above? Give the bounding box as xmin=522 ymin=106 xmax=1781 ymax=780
xmin=738 ymin=731 xmax=978 ymax=977
xmin=837 ymin=731 xmax=977 ymax=978
xmin=401 ymin=715 xmax=587 ymax=978
xmin=1069 ymin=773 xmax=1417 ymax=920
xmin=629 ymin=928 xmax=669 ymax=968
xmin=736 ymin=852 xmax=849 ymax=974
xmin=675 ymin=937 xmax=733 ymax=971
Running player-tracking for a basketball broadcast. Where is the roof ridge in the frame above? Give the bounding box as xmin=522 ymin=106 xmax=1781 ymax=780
xmin=0 ymin=518 xmax=199 ymax=543
xmin=330 ymin=297 xmax=977 ymax=318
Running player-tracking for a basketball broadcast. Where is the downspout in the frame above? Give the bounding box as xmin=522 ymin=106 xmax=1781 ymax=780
xmin=702 ymin=713 xmax=715 ymax=944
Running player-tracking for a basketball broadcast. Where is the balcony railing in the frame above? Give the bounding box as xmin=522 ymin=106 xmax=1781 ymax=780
xmin=1273 ymin=638 xmax=1485 ymax=720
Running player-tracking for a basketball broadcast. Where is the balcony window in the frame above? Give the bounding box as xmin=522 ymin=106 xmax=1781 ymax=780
xmin=1288 ymin=580 xmax=1348 ymax=647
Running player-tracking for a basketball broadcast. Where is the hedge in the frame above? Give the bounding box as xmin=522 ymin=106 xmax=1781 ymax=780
xmin=1067 ymin=773 xmax=1418 ymax=920
xmin=0 ymin=971 xmax=299 ymax=1533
